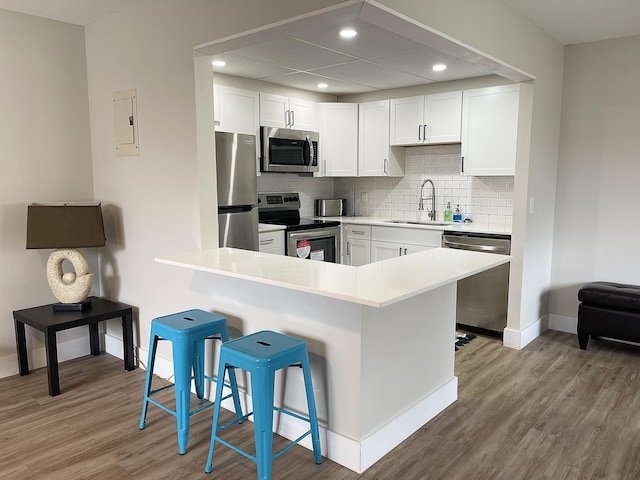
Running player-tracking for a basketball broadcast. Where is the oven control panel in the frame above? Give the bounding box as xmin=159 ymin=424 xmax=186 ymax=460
xmin=257 ymin=193 xmax=301 ymax=211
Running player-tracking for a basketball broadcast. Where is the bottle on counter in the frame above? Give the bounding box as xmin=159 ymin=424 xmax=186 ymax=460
xmin=453 ymin=204 xmax=463 ymax=223
xmin=444 ymin=202 xmax=453 ymax=222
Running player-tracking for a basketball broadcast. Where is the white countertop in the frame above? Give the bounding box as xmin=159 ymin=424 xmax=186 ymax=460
xmin=156 ymin=247 xmax=510 ymax=308
xmin=318 ymin=216 xmax=512 ymax=235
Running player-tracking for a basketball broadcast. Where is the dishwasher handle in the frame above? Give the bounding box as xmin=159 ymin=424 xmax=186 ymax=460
xmin=442 ymin=238 xmax=507 ymax=254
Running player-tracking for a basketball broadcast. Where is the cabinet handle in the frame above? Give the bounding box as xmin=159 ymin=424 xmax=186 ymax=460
xmin=285 ymin=110 xmax=290 ymax=127
xmin=423 ymin=124 xmax=428 ymax=142
xmin=384 ymin=158 xmax=388 ymax=174
xmin=352 ymin=230 xmax=365 ymax=235
xmin=461 ymin=156 xmax=465 ymax=173
xmin=404 ymin=248 xmax=408 ymax=255
xmin=291 ymin=110 xmax=295 ymax=127
xmin=346 ymin=241 xmax=351 ymax=256
xmin=260 ymin=238 xmax=275 ymax=245
xmin=418 ymin=124 xmax=422 ymax=141
xmin=398 ymin=247 xmax=402 ymax=256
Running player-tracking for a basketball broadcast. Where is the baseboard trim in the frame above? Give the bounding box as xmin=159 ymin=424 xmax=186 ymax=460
xmin=0 ymin=335 xmax=91 ymax=379
xmin=503 ymin=315 xmax=548 ymax=350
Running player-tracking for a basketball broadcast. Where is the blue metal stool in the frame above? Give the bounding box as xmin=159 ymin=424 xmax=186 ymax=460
xmin=205 ymin=330 xmax=322 ymax=479
xmin=139 ymin=309 xmax=243 ymax=454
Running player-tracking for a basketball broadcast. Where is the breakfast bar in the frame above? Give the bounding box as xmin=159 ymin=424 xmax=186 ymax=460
xmin=156 ymin=247 xmax=509 ymax=473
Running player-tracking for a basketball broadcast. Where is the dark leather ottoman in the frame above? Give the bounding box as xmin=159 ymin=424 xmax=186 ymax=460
xmin=577 ymin=282 xmax=640 ymax=350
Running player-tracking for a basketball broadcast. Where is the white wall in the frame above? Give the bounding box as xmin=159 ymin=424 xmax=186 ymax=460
xmin=0 ymin=9 xmax=97 ymax=376
xmin=549 ymin=35 xmax=640 ymax=329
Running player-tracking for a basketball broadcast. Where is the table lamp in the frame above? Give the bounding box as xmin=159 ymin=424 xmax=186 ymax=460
xmin=26 ymin=202 xmax=106 ymax=311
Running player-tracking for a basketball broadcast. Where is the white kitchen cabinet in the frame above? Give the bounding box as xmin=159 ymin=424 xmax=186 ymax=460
xmin=214 ymin=84 xmax=261 ymax=173
xmin=370 ymin=225 xmax=441 ymax=263
xmin=343 ymin=224 xmax=371 ymax=266
xmin=461 ymin=84 xmax=520 ymax=176
xmin=390 ymin=91 xmax=462 ymax=145
xmin=319 ymin=103 xmax=358 ymax=177
xmin=214 ymin=85 xmax=260 ymax=135
xmin=358 ymin=100 xmax=404 ymax=177
xmin=259 ymin=229 xmax=285 ymax=255
xmin=260 ymin=93 xmax=318 ymax=131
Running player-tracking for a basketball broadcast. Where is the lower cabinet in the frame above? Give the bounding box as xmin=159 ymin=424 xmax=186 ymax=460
xmin=370 ymin=226 xmax=441 ymax=263
xmin=370 ymin=241 xmax=431 ymax=262
xmin=259 ymin=230 xmax=285 ymax=255
xmin=343 ymin=224 xmax=371 ymax=266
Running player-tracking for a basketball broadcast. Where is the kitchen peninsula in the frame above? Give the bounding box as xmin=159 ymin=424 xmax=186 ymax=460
xmin=156 ymin=247 xmax=509 ymax=473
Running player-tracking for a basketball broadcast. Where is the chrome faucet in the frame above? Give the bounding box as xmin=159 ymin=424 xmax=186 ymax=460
xmin=418 ymin=179 xmax=436 ymax=221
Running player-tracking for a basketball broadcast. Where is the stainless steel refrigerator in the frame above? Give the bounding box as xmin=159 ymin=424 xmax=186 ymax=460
xmin=216 ymin=131 xmax=259 ymax=251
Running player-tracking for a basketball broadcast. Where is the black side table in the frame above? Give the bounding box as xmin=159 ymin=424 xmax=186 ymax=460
xmin=13 ymin=296 xmax=135 ymax=396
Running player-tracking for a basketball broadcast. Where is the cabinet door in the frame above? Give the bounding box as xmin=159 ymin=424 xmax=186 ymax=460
xmin=389 ymin=96 xmax=423 ymax=145
xmin=358 ymin=100 xmax=390 ymax=176
xmin=259 ymin=230 xmax=285 ymax=255
xmin=461 ymin=84 xmax=519 ymax=176
xmin=214 ymin=85 xmax=260 ymax=136
xmin=346 ymin=238 xmax=371 ymax=266
xmin=260 ymin=93 xmax=288 ymax=128
xmin=289 ymin=97 xmax=318 ymax=131
xmin=424 ymin=91 xmax=462 ymax=144
xmin=371 ymin=240 xmax=402 ymax=262
xmin=320 ymin=103 xmax=358 ymax=177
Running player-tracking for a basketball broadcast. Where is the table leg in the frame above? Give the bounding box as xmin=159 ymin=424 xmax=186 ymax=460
xmin=89 ymin=322 xmax=100 ymax=356
xmin=14 ymin=319 xmax=29 ymax=376
xmin=122 ymin=310 xmax=135 ymax=371
xmin=45 ymin=329 xmax=60 ymax=396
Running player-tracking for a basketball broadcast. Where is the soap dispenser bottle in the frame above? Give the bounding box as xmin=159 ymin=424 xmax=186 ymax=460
xmin=444 ymin=202 xmax=453 ymax=222
xmin=453 ymin=204 xmax=463 ymax=223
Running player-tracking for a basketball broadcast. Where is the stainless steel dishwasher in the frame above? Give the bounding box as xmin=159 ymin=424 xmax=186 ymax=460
xmin=442 ymin=231 xmax=511 ymax=337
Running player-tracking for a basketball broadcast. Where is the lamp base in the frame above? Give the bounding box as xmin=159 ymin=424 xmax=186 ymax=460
xmin=52 ymin=299 xmax=92 ymax=312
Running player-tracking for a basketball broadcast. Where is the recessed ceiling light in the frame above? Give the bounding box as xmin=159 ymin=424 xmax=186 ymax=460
xmin=212 ymin=60 xmax=226 ymax=67
xmin=432 ymin=64 xmax=447 ymax=71
xmin=340 ymin=28 xmax=357 ymax=38
xmin=317 ymin=83 xmax=329 ymax=89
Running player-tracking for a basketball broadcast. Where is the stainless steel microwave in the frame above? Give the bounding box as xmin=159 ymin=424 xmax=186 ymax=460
xmin=260 ymin=126 xmax=319 ymax=173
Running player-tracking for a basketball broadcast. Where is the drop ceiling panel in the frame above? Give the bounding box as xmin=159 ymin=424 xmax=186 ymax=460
xmin=313 ymin=60 xmax=432 ymax=90
xmin=211 ymin=53 xmax=294 ymax=79
xmin=229 ymin=37 xmax=357 ymax=72
xmin=263 ymin=72 xmax=376 ymax=95
xmin=372 ymin=46 xmax=495 ymax=82
xmin=291 ymin=18 xmax=423 ymax=59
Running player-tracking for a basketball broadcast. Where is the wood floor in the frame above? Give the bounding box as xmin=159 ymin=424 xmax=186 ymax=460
xmin=2 ymin=330 xmax=640 ymax=479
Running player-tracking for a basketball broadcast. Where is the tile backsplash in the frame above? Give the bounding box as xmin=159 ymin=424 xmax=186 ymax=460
xmin=257 ymin=144 xmax=513 ymax=225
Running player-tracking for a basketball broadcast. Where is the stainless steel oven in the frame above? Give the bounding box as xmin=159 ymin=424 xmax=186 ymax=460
xmin=258 ymin=193 xmax=341 ymax=263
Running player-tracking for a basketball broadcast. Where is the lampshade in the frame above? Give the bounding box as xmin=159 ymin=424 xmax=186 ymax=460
xmin=26 ymin=202 xmax=106 ymax=310
xmin=26 ymin=203 xmax=106 ymax=249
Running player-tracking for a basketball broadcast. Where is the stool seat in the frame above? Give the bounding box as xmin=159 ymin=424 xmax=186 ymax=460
xmin=205 ymin=330 xmax=322 ymax=479
xmin=139 ymin=309 xmax=243 ymax=454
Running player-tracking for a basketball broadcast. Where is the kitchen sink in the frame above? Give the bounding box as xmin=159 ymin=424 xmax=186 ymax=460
xmin=384 ymin=220 xmax=454 ymax=226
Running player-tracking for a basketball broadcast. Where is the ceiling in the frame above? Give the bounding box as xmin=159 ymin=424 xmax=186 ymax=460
xmin=2 ymin=0 xmax=640 ymax=94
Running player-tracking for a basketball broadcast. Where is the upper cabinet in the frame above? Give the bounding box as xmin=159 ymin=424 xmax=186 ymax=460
xmin=259 ymin=93 xmax=318 ymax=131
xmin=390 ymin=91 xmax=462 ymax=146
xmin=358 ymin=100 xmax=404 ymax=177
xmin=214 ymin=85 xmax=259 ymax=136
xmin=461 ymin=84 xmax=520 ymax=176
xmin=319 ymin=103 xmax=358 ymax=177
